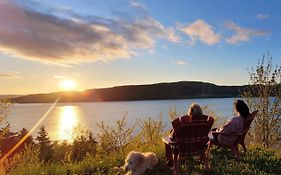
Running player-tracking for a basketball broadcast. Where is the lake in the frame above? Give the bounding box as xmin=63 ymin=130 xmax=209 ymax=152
xmin=6 ymin=98 xmax=237 ymax=141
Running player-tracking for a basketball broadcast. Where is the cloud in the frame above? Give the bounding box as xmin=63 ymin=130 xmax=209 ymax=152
xmin=172 ymin=59 xmax=187 ymax=66
xmin=225 ymin=21 xmax=270 ymax=44
xmin=256 ymin=14 xmax=270 ymax=19
xmin=166 ymin=27 xmax=181 ymax=43
xmin=0 ymin=1 xmax=179 ymax=65
xmin=72 ymin=72 xmax=80 ymax=76
xmin=130 ymin=1 xmax=148 ymax=12
xmin=0 ymin=71 xmax=22 ymax=79
xmin=175 ymin=60 xmax=187 ymax=65
xmin=177 ymin=19 xmax=221 ymax=45
xmin=53 ymin=75 xmax=65 ymax=79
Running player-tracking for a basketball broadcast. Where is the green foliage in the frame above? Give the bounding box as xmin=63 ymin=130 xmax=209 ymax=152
xmin=36 ymin=126 xmax=53 ymax=162
xmin=52 ymin=140 xmax=72 ymax=163
xmin=0 ymin=158 xmax=8 ymax=175
xmin=2 ymin=114 xmax=281 ymax=175
xmin=136 ymin=114 xmax=166 ymax=149
xmin=243 ymin=53 xmax=281 ymax=148
xmin=18 ymin=128 xmax=34 ymax=146
xmin=96 ymin=112 xmax=134 ymax=156
xmin=71 ymin=132 xmax=97 ymax=162
xmin=7 ymin=145 xmax=281 ymax=175
xmin=206 ymin=147 xmax=281 ymax=175
xmin=8 ymin=145 xmax=43 ymax=175
xmin=0 ymin=99 xmax=11 ymax=142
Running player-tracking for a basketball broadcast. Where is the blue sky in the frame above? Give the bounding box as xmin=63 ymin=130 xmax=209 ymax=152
xmin=0 ymin=0 xmax=280 ymax=94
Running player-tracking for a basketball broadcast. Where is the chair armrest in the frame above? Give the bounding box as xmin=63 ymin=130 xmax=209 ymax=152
xmin=211 ymin=132 xmax=220 ymax=138
xmin=162 ymin=136 xmax=175 ymax=144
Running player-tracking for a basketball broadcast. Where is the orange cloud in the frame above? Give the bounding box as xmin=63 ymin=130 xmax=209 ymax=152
xmin=225 ymin=21 xmax=270 ymax=44
xmin=177 ymin=19 xmax=221 ymax=45
xmin=0 ymin=71 xmax=22 ymax=79
xmin=0 ymin=1 xmax=179 ymax=65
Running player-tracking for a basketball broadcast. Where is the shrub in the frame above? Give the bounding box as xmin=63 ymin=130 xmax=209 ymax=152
xmin=243 ymin=53 xmax=281 ymax=148
xmin=71 ymin=132 xmax=97 ymax=162
xmin=96 ymin=112 xmax=134 ymax=156
xmin=0 ymin=99 xmax=11 ymax=143
xmin=136 ymin=114 xmax=166 ymax=149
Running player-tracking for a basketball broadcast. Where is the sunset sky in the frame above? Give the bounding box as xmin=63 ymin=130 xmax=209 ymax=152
xmin=1 ymin=0 xmax=281 ymax=94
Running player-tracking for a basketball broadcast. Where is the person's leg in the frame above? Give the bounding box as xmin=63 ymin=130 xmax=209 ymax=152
xmin=165 ymin=143 xmax=173 ymax=165
xmin=212 ymin=132 xmax=219 ymax=142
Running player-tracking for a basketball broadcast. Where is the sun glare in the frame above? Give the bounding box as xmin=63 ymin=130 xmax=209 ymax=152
xmin=59 ymin=79 xmax=77 ymax=91
xmin=57 ymin=106 xmax=79 ymax=142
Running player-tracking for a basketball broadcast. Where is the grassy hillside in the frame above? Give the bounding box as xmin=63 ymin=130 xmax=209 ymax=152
xmin=5 ymin=146 xmax=281 ymax=175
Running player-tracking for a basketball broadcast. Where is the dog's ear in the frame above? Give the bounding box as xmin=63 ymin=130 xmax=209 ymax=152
xmin=126 ymin=151 xmax=135 ymax=161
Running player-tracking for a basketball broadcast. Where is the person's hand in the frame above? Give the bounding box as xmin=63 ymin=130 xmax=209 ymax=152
xmin=216 ymin=127 xmax=223 ymax=132
xmin=211 ymin=131 xmax=220 ymax=137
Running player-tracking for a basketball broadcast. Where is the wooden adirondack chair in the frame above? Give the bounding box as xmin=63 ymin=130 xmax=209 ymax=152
xmin=162 ymin=115 xmax=214 ymax=175
xmin=206 ymin=110 xmax=258 ymax=161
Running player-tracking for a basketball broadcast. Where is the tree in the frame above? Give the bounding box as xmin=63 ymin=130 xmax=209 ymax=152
xmin=136 ymin=115 xmax=166 ymax=148
xmin=35 ymin=126 xmax=53 ymax=162
xmin=243 ymin=53 xmax=281 ymax=148
xmin=71 ymin=132 xmax=98 ymax=161
xmin=0 ymin=99 xmax=11 ymax=142
xmin=18 ymin=128 xmax=34 ymax=147
xmin=96 ymin=113 xmax=134 ymax=156
xmin=0 ymin=99 xmax=12 ymax=161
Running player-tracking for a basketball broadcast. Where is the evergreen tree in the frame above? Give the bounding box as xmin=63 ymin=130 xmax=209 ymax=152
xmin=18 ymin=128 xmax=34 ymax=146
xmin=36 ymin=126 xmax=53 ymax=162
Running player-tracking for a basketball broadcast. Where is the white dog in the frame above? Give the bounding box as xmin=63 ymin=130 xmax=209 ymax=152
xmin=123 ymin=151 xmax=158 ymax=175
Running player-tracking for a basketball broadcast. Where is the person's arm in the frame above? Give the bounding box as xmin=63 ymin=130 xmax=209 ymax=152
xmin=214 ymin=118 xmax=235 ymax=135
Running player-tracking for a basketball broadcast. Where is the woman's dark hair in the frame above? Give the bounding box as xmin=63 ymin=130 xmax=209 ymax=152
xmin=234 ymin=100 xmax=250 ymax=118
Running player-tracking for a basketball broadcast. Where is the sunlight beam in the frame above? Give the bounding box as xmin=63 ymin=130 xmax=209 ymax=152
xmin=0 ymin=98 xmax=60 ymax=162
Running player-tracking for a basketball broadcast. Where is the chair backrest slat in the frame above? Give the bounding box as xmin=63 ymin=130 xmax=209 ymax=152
xmin=235 ymin=110 xmax=258 ymax=144
xmin=172 ymin=115 xmax=214 ymax=156
xmin=243 ymin=110 xmax=258 ymax=130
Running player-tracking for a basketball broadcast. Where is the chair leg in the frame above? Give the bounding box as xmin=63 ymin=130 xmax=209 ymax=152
xmin=201 ymin=152 xmax=210 ymax=171
xmin=206 ymin=140 xmax=212 ymax=157
xmin=165 ymin=143 xmax=173 ymax=165
xmin=231 ymin=145 xmax=241 ymax=161
xmin=173 ymin=153 xmax=180 ymax=175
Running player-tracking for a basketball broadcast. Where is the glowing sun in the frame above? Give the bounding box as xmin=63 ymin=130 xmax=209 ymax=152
xmin=59 ymin=79 xmax=77 ymax=91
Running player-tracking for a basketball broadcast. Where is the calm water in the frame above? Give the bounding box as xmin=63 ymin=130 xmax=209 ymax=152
xmin=7 ymin=98 xmax=236 ymax=141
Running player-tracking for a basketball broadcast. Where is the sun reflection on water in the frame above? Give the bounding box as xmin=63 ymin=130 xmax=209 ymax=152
xmin=57 ymin=106 xmax=82 ymax=142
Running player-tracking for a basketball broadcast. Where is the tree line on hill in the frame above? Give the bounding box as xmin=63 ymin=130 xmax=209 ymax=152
xmin=12 ymin=81 xmax=248 ymax=103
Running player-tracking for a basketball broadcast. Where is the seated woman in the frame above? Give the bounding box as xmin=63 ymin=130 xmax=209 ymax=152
xmin=210 ymin=99 xmax=250 ymax=146
xmin=165 ymin=103 xmax=207 ymax=163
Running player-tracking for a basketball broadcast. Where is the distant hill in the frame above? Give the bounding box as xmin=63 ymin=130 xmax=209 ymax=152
xmin=0 ymin=94 xmax=21 ymax=100
xmin=12 ymin=81 xmax=247 ymax=103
